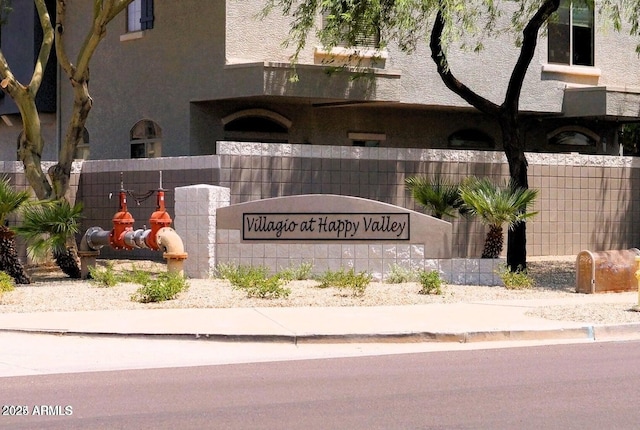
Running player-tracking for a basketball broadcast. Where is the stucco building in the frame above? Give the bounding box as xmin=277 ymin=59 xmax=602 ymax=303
xmin=2 ymin=1 xmax=640 ymax=261
xmin=42 ymin=0 xmax=640 ymax=161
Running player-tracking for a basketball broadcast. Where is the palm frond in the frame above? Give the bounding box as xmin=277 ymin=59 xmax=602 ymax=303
xmin=0 ymin=175 xmax=30 ymax=225
xmin=14 ymin=199 xmax=83 ymax=262
xmin=405 ymin=175 xmax=463 ymax=219
xmin=459 ymin=177 xmax=538 ymax=230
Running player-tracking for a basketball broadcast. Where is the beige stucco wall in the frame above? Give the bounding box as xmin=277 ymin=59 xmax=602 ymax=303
xmin=226 ymin=1 xmax=640 ymax=113
xmin=61 ymin=1 xmax=227 ymax=159
xmin=54 ymin=1 xmax=640 ymax=162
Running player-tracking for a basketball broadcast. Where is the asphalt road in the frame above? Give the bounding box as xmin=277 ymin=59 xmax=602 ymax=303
xmin=3 ymin=340 xmax=640 ymax=429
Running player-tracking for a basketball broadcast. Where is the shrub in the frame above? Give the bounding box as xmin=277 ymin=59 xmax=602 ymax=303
xmin=316 ymin=267 xmax=372 ymax=297
xmin=418 ymin=270 xmax=443 ymax=295
xmin=88 ymin=262 xmax=119 ymax=287
xmin=216 ymin=264 xmax=266 ymax=284
xmin=239 ymin=275 xmax=291 ymax=299
xmin=131 ymin=272 xmax=190 ymax=303
xmin=278 ymin=261 xmax=313 ymax=281
xmin=120 ymin=264 xmax=153 ymax=285
xmin=0 ymin=271 xmax=15 ymax=295
xmin=386 ymin=264 xmax=419 ymax=284
xmin=497 ymin=264 xmax=535 ymax=290
xmin=217 ymin=264 xmax=291 ymax=299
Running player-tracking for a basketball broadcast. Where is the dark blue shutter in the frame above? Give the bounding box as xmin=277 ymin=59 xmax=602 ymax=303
xmin=140 ymin=0 xmax=154 ymax=30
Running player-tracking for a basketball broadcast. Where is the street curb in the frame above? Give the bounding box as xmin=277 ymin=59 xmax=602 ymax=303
xmin=5 ymin=325 xmax=639 ymax=344
xmin=592 ymin=323 xmax=640 ymax=340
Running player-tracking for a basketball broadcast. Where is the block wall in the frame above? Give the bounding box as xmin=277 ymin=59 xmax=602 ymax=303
xmin=2 ymin=143 xmax=640 ymax=268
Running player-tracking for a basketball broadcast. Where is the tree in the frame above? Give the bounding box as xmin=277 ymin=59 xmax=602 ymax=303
xmin=0 ymin=1 xmax=133 ymax=277
xmin=459 ymin=177 xmax=538 ymax=260
xmin=0 ymin=176 xmax=31 ymax=284
xmin=264 ymin=0 xmax=561 ymax=270
xmin=0 ymin=0 xmax=54 ymax=200
xmin=1 ymin=0 xmax=133 ymax=199
xmin=49 ymin=0 xmax=134 ymax=199
xmin=429 ymin=0 xmax=560 ymax=270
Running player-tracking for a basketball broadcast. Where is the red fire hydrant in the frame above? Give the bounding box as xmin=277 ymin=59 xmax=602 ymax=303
xmin=110 ymin=189 xmax=135 ymax=250
xmin=146 ymin=188 xmax=173 ymax=250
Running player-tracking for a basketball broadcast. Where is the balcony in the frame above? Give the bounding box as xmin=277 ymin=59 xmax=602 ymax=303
xmin=215 ymin=61 xmax=401 ymax=105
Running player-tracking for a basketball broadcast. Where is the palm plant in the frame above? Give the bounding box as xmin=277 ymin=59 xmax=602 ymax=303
xmin=405 ymin=175 xmax=464 ymax=219
xmin=0 ymin=176 xmax=31 ymax=284
xmin=15 ymin=199 xmax=83 ymax=279
xmin=459 ymin=177 xmax=538 ymax=260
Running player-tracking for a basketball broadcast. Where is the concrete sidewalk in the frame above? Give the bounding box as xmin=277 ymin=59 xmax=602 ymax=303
xmin=1 ymin=293 xmax=640 ymax=344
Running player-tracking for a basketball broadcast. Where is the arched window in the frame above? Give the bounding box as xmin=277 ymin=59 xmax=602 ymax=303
xmin=547 ymin=126 xmax=598 ymax=149
xmin=222 ymin=109 xmax=290 ymax=143
xmin=448 ymin=129 xmax=495 ymax=149
xmin=130 ymin=119 xmax=162 ymax=158
xmin=74 ymin=128 xmax=90 ymax=160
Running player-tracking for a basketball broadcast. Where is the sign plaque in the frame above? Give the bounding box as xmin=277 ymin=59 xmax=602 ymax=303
xmin=243 ymin=212 xmax=410 ymax=241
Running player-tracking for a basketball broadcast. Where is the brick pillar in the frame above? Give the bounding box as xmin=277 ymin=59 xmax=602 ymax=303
xmin=174 ymin=184 xmax=230 ymax=278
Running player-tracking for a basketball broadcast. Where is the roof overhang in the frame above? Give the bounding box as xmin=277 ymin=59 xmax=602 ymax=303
xmin=562 ymin=86 xmax=640 ymax=121
xmin=210 ymin=61 xmax=401 ymax=104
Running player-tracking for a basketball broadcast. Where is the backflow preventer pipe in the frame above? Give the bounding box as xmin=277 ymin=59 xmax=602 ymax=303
xmin=78 ymin=173 xmax=188 ymax=278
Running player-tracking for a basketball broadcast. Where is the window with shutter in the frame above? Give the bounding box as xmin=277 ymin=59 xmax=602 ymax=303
xmin=321 ymin=11 xmax=381 ymax=49
xmin=127 ymin=0 xmax=154 ymax=33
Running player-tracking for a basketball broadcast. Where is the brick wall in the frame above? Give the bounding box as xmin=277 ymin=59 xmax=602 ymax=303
xmin=3 ymin=144 xmax=639 ymax=264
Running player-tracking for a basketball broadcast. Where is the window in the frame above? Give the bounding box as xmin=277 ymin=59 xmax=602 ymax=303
xmin=321 ymin=10 xmax=381 ymax=49
xmin=348 ymin=132 xmax=384 ymax=147
xmin=448 ymin=129 xmax=495 ymax=149
xmin=547 ymin=126 xmax=600 ymax=154
xmin=130 ymin=120 xmax=161 ymax=158
xmin=127 ymin=0 xmax=154 ymax=32
xmin=548 ymin=0 xmax=594 ymax=66
xmin=315 ymin=8 xmax=386 ymax=67
xmin=222 ymin=109 xmax=290 ymax=143
xmin=74 ymin=128 xmax=90 ymax=160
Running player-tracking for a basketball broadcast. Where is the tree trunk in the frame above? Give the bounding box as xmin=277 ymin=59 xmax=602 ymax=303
xmin=482 ymin=224 xmax=504 ymax=259
xmin=500 ymin=111 xmax=528 ymax=271
xmin=49 ymin=76 xmax=92 ymax=200
xmin=53 ymin=246 xmax=81 ymax=279
xmin=0 ymin=227 xmax=31 ymax=284
xmin=14 ymin=92 xmax=53 ymax=200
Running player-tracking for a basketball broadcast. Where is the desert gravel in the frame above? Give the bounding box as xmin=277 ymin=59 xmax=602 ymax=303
xmin=2 ymin=257 xmax=640 ymax=325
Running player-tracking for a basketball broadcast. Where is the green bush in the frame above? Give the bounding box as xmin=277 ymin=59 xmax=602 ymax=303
xmin=131 ymin=272 xmax=190 ymax=303
xmin=418 ymin=270 xmax=443 ymax=295
xmin=119 ymin=264 xmax=153 ymax=285
xmin=240 ymin=275 xmax=291 ymax=299
xmin=385 ymin=264 xmax=419 ymax=284
xmin=497 ymin=264 xmax=535 ymax=290
xmin=278 ymin=261 xmax=313 ymax=281
xmin=216 ymin=263 xmax=266 ymax=284
xmin=217 ymin=264 xmax=291 ymax=299
xmin=88 ymin=262 xmax=119 ymax=287
xmin=316 ymin=267 xmax=372 ymax=297
xmin=0 ymin=271 xmax=15 ymax=295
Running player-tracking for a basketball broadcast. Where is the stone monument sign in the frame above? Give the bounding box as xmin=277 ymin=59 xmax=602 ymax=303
xmin=214 ymin=194 xmax=451 ymax=278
